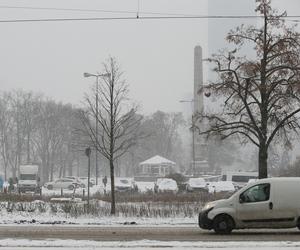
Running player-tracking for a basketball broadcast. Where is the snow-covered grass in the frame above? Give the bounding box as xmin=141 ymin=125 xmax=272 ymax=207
xmin=0 ymin=192 xmax=207 ymax=225
xmin=0 ymin=199 xmax=202 ymax=221
xmin=0 ymin=184 xmax=233 ymax=226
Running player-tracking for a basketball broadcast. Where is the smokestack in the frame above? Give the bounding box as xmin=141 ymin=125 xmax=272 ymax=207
xmin=194 ymin=45 xmax=203 ymax=115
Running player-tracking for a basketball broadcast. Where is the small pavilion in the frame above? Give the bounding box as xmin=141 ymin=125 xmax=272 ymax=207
xmin=137 ymin=155 xmax=176 ymax=177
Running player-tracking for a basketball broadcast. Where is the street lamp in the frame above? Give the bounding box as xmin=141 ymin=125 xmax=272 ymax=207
xmin=84 ymin=72 xmax=111 ymax=185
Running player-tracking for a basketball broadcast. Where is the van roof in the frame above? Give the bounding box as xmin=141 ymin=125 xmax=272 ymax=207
xmin=255 ymin=177 xmax=300 ymax=183
xmin=222 ymin=171 xmax=258 ymax=175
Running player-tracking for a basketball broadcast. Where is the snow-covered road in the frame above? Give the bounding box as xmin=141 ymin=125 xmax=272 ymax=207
xmin=0 ymin=239 xmax=300 ymax=250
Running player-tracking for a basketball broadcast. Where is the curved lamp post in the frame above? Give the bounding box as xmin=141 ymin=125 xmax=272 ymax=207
xmin=84 ymin=72 xmax=111 ymax=185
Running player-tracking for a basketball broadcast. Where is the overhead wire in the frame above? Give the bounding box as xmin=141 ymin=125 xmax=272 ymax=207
xmin=0 ymin=15 xmax=300 ymax=23
xmin=0 ymin=5 xmax=299 ymax=23
xmin=0 ymin=5 xmax=199 ymax=17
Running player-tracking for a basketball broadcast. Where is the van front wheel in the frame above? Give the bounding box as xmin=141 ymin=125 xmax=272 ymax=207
xmin=213 ymin=214 xmax=234 ymax=234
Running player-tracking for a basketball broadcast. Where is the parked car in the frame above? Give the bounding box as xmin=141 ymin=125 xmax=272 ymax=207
xmin=155 ymin=178 xmax=178 ymax=193
xmin=78 ymin=177 xmax=94 ymax=188
xmin=44 ymin=178 xmax=80 ymax=190
xmin=115 ymin=178 xmax=135 ymax=192
xmin=206 ymin=181 xmax=236 ymax=194
xmin=186 ymin=178 xmax=208 ymax=193
xmin=198 ymin=177 xmax=300 ymax=234
xmin=65 ymin=176 xmax=85 ymax=188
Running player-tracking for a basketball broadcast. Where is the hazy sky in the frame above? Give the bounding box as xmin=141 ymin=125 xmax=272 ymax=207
xmin=0 ymin=0 xmax=298 ymax=114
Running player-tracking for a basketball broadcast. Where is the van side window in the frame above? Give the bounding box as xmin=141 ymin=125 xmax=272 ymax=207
xmin=240 ymin=183 xmax=270 ymax=203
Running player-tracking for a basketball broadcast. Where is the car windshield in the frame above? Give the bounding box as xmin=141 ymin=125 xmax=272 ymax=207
xmin=20 ymin=174 xmax=36 ymax=180
xmin=56 ymin=179 xmax=71 ymax=183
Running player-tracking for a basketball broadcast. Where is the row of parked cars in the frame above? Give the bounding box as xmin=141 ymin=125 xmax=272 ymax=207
xmin=153 ymin=178 xmax=237 ymax=194
xmin=42 ymin=176 xmax=239 ymax=194
xmin=114 ymin=177 xmax=237 ymax=194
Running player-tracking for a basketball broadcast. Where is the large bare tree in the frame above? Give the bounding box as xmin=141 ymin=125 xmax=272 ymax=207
xmin=196 ymin=0 xmax=300 ymax=178
xmin=80 ymin=57 xmax=144 ymax=214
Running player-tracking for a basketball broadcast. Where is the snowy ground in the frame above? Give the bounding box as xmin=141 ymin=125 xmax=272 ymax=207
xmin=0 ymin=239 xmax=299 ymax=249
xmin=0 ymin=198 xmax=200 ymax=226
xmin=0 ymin=211 xmax=196 ymax=226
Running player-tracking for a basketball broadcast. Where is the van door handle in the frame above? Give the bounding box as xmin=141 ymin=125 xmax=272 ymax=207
xmin=269 ymin=202 xmax=273 ymax=210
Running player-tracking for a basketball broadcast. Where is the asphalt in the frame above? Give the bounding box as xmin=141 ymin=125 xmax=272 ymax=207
xmin=0 ymin=226 xmax=299 ymax=241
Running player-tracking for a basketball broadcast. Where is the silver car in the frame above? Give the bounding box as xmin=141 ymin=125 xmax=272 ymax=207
xmin=44 ymin=178 xmax=79 ymax=190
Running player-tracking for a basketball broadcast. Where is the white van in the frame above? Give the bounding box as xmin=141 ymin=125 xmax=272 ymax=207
xmin=222 ymin=171 xmax=258 ymax=188
xmin=198 ymin=177 xmax=300 ymax=234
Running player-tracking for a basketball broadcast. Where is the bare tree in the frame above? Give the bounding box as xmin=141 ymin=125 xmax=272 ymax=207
xmin=80 ymin=57 xmax=144 ymax=214
xmin=22 ymin=92 xmax=42 ymax=164
xmin=0 ymin=89 xmax=83 ymax=181
xmin=0 ymin=93 xmax=14 ymax=180
xmin=33 ymin=100 xmax=72 ymax=182
xmin=196 ymin=0 xmax=300 ymax=178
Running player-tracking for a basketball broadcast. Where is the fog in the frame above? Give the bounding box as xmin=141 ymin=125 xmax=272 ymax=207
xmin=0 ymin=0 xmax=299 ymax=179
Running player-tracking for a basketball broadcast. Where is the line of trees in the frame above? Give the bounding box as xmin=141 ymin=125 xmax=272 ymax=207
xmin=0 ymin=90 xmax=80 ymax=182
xmin=0 ymin=89 xmax=186 ymax=189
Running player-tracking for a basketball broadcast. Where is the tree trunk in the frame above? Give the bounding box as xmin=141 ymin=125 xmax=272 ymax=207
xmin=258 ymin=4 xmax=268 ymax=181
xmin=110 ymin=158 xmax=116 ymax=215
xmin=50 ymin=163 xmax=54 ymax=181
xmin=68 ymin=159 xmax=73 ymax=176
xmin=4 ymin=162 xmax=7 ymax=181
xmin=59 ymin=165 xmax=63 ymax=178
xmin=27 ymin=132 xmax=30 ymax=163
xmin=258 ymin=144 xmax=268 ymax=179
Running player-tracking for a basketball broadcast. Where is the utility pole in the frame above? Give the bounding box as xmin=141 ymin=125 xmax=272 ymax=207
xmin=95 ymin=76 xmax=99 ymax=185
xmin=192 ymin=114 xmax=196 ymax=177
xmin=85 ymin=147 xmax=91 ymax=213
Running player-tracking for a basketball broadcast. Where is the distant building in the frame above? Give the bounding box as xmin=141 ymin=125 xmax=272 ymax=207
xmin=135 ymin=155 xmax=176 ymax=181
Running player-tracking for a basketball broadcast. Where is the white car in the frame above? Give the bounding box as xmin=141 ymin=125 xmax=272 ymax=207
xmin=186 ymin=178 xmax=208 ymax=193
xmin=155 ymin=178 xmax=178 ymax=193
xmin=65 ymin=176 xmax=85 ymax=188
xmin=78 ymin=177 xmax=94 ymax=188
xmin=115 ymin=178 xmax=135 ymax=192
xmin=44 ymin=178 xmax=79 ymax=190
xmin=206 ymin=181 xmax=236 ymax=194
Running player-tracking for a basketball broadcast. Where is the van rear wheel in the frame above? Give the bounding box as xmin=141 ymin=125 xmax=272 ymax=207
xmin=297 ymin=218 xmax=300 ymax=230
xmin=213 ymin=214 xmax=234 ymax=234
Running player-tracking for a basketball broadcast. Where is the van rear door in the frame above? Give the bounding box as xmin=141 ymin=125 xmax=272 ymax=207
xmin=270 ymin=181 xmax=298 ymax=227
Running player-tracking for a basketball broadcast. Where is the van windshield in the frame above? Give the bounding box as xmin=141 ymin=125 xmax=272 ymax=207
xmin=20 ymin=174 xmax=36 ymax=180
